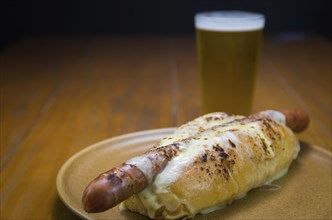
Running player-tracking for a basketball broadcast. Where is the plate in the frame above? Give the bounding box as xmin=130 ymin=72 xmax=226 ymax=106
xmin=57 ymin=128 xmax=332 ymax=219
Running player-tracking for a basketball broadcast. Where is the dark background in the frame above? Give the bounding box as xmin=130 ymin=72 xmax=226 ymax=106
xmin=1 ymin=0 xmax=331 ymax=49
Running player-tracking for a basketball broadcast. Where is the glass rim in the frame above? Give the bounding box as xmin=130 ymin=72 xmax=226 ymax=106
xmin=195 ymin=10 xmax=265 ymax=31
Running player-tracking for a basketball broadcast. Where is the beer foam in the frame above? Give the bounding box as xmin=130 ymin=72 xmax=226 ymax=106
xmin=195 ymin=11 xmax=265 ymax=32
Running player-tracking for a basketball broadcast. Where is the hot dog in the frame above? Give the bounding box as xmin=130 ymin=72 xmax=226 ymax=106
xmin=82 ymin=109 xmax=308 ymax=218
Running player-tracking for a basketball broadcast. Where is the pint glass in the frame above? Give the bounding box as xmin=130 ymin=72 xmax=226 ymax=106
xmin=195 ymin=11 xmax=265 ymax=115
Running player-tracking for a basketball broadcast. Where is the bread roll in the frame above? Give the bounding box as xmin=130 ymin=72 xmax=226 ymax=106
xmin=120 ymin=111 xmax=300 ymax=219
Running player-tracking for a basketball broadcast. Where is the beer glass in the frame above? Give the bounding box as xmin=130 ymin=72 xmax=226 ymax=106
xmin=195 ymin=11 xmax=265 ymax=115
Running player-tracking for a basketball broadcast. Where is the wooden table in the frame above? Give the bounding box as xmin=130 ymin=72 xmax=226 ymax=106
xmin=1 ymin=34 xmax=331 ymax=219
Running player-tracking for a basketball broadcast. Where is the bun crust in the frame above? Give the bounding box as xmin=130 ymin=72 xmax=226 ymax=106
xmin=122 ymin=116 xmax=299 ymax=219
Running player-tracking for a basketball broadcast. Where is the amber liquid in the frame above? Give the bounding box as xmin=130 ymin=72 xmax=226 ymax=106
xmin=196 ymin=29 xmax=263 ymax=115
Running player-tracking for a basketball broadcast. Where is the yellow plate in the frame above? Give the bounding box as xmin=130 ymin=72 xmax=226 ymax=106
xmin=56 ymin=128 xmax=332 ymax=219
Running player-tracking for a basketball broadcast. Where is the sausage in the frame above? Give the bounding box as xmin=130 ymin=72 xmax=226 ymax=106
xmin=250 ymin=109 xmax=309 ymax=133
xmin=279 ymin=109 xmax=309 ymax=133
xmin=82 ymin=109 xmax=309 ymax=213
xmin=82 ymin=164 xmax=147 ymax=213
xmin=82 ymin=144 xmax=180 ymax=212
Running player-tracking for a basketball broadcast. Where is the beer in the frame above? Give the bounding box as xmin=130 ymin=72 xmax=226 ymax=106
xmin=195 ymin=11 xmax=265 ymax=115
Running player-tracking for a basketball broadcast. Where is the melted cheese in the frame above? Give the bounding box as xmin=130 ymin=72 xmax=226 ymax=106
xmin=126 ymin=154 xmax=154 ymax=183
xmin=257 ymin=110 xmax=286 ymax=124
xmin=157 ymin=113 xmax=244 ymax=147
xmin=126 ymin=113 xmax=244 ymax=183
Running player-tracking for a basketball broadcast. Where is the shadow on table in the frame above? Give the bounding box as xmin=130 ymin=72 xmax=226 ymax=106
xmin=52 ymin=197 xmax=81 ymax=220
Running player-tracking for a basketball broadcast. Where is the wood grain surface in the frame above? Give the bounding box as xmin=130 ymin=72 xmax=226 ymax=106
xmin=0 ymin=34 xmax=331 ymax=219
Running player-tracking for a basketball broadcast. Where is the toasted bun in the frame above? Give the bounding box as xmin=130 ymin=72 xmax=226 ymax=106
xmin=121 ymin=117 xmax=299 ymax=219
